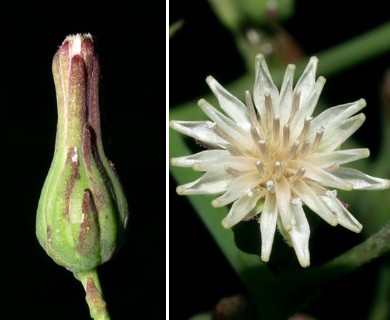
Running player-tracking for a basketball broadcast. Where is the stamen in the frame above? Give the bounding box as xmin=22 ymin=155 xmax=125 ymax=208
xmin=213 ymin=126 xmax=234 ymax=143
xmin=275 ymin=161 xmax=282 ymax=178
xmin=259 ymin=140 xmax=269 ymax=159
xmin=323 ymin=162 xmax=339 ymax=173
xmin=265 ymin=95 xmax=274 ymax=126
xmin=326 ymin=190 xmax=337 ymax=198
xmin=291 ymin=197 xmax=302 ymax=206
xmin=266 ymin=180 xmax=275 ymax=192
xmin=312 ymin=127 xmax=324 ymax=150
xmin=300 ymin=140 xmax=310 ymax=157
xmin=290 ymin=166 xmax=306 ymax=183
xmin=255 ymin=160 xmax=264 ymax=175
xmin=225 ymin=166 xmax=242 ymax=176
xmin=246 ymin=91 xmax=264 ymax=141
xmin=251 ymin=127 xmax=261 ymax=143
xmin=288 ymin=91 xmax=301 ymax=124
xmin=245 ymin=91 xmax=257 ymax=120
xmin=227 ymin=145 xmax=243 ymax=156
xmin=273 ymin=117 xmax=280 ymax=141
xmin=283 ymin=124 xmax=290 ymax=147
xmin=288 ymin=140 xmax=300 ymax=158
xmin=246 ymin=189 xmax=254 ymax=197
xmin=298 ymin=117 xmax=311 ymax=141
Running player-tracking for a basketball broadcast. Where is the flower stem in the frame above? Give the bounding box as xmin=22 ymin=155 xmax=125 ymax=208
xmin=74 ymin=269 xmax=110 ymax=320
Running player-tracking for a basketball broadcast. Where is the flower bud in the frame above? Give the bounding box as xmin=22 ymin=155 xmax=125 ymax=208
xmin=36 ymin=34 xmax=128 ymax=273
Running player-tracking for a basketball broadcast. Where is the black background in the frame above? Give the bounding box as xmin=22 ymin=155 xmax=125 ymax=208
xmin=170 ymin=1 xmax=390 ymax=320
xmin=3 ymin=2 xmax=165 ymax=320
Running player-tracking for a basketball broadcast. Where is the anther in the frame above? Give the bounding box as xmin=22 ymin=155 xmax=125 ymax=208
xmin=298 ymin=117 xmax=311 ymax=141
xmin=283 ymin=124 xmax=290 ymax=147
xmin=227 ymin=145 xmax=243 ymax=156
xmin=300 ymin=140 xmax=310 ymax=157
xmin=266 ymin=180 xmax=275 ymax=192
xmin=264 ymin=95 xmax=274 ymax=125
xmin=275 ymin=161 xmax=282 ymax=178
xmin=273 ymin=117 xmax=280 ymax=141
xmin=255 ymin=160 xmax=264 ymax=175
xmin=291 ymin=197 xmax=302 ymax=206
xmin=259 ymin=140 xmax=269 ymax=159
xmin=290 ymin=166 xmax=306 ymax=183
xmin=288 ymin=91 xmax=301 ymax=124
xmin=225 ymin=166 xmax=242 ymax=177
xmin=312 ymin=127 xmax=324 ymax=151
xmin=288 ymin=140 xmax=300 ymax=158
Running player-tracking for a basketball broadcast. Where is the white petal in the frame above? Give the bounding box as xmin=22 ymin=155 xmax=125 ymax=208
xmin=305 ymin=148 xmax=370 ymax=167
xmin=332 ymin=167 xmax=390 ymax=190
xmin=321 ymin=194 xmax=362 ymax=233
xmin=176 ymin=171 xmax=233 ymax=195
xmin=253 ymin=54 xmax=279 ymax=119
xmin=206 ymin=76 xmax=251 ymax=130
xmin=259 ymin=193 xmax=278 ymax=262
xmin=289 ymin=200 xmax=311 ymax=267
xmin=289 ymin=160 xmax=353 ymax=190
xmin=309 ymin=99 xmax=366 ymax=137
xmin=212 ymin=173 xmax=262 ymax=207
xmin=274 ymin=176 xmax=293 ymax=231
xmin=291 ymin=77 xmax=326 ymax=136
xmin=294 ymin=56 xmax=319 ymax=105
xmin=222 ymin=193 xmax=262 ymax=228
xmin=293 ymin=180 xmax=338 ymax=226
xmin=171 ymin=150 xmax=229 ymax=167
xmin=193 ymin=155 xmax=258 ymax=172
xmin=279 ymin=64 xmax=295 ymax=126
xmin=198 ymin=99 xmax=252 ymax=147
xmin=318 ymin=113 xmax=366 ymax=152
xmin=169 ymin=120 xmax=227 ymax=148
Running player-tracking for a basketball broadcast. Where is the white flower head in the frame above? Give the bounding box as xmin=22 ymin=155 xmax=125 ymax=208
xmin=170 ymin=55 xmax=390 ymax=268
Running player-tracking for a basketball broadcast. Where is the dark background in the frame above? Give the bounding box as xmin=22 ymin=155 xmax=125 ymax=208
xmin=3 ymin=2 xmax=165 ymax=320
xmin=170 ymin=1 xmax=390 ymax=319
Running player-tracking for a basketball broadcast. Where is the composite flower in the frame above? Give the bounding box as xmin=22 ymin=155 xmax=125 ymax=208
xmin=170 ymin=54 xmax=390 ymax=267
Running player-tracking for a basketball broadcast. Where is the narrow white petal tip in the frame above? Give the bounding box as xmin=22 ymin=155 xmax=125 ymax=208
xmin=197 ymin=98 xmax=206 ymax=106
xmin=299 ymin=259 xmax=310 ymax=268
xmin=284 ymin=224 xmax=292 ymax=232
xmin=205 ymin=75 xmax=216 ymax=85
xmin=287 ymin=64 xmax=296 ymax=71
xmin=345 ymin=183 xmax=354 ymax=191
xmin=351 ymin=224 xmax=363 ymax=233
xmin=256 ymin=53 xmax=265 ymax=61
xmin=221 ymin=218 xmax=233 ymax=229
xmin=169 ymin=120 xmax=178 ymax=128
xmin=309 ymin=56 xmax=318 ymax=64
xmin=176 ymin=186 xmax=186 ymax=195
xmin=359 ymin=98 xmax=367 ymax=107
xmin=192 ymin=163 xmax=201 ymax=171
xmin=170 ymin=157 xmax=179 ymax=165
xmin=329 ymin=218 xmax=338 ymax=227
xmin=211 ymin=199 xmax=220 ymax=207
xmin=260 ymin=254 xmax=270 ymax=263
xmin=318 ymin=76 xmax=327 ymax=84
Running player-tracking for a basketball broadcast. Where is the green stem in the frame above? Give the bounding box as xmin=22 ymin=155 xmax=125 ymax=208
xmin=74 ymin=269 xmax=110 ymax=320
xmin=316 ymin=20 xmax=390 ymax=77
xmin=304 ymin=222 xmax=390 ymax=286
xmin=369 ymin=266 xmax=390 ymax=320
